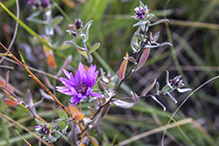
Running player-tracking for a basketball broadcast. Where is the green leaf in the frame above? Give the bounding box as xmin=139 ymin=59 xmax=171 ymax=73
xmin=76 ymin=48 xmax=88 ymax=59
xmin=88 ymin=43 xmax=100 ymax=54
xmin=57 ymin=119 xmax=68 ymax=130
xmin=57 ymin=108 xmax=68 ymax=119
xmin=52 ymin=130 xmax=63 ymax=139
xmin=50 ymin=16 xmax=63 ymax=28
xmin=48 ymin=135 xmax=57 ymax=143
xmin=35 ymin=119 xmax=46 ymax=125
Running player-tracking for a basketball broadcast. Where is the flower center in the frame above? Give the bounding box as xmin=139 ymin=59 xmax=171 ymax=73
xmin=75 ymin=83 xmax=88 ymax=95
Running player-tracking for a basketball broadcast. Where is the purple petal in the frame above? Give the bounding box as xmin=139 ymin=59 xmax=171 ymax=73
xmin=63 ymin=69 xmax=71 ymax=79
xmin=59 ymin=77 xmax=75 ymax=87
xmin=75 ymin=62 xmax=86 ymax=84
xmin=70 ymin=96 xmax=81 ymax=105
xmin=90 ymin=92 xmax=104 ymax=98
xmin=56 ymin=86 xmax=75 ymax=95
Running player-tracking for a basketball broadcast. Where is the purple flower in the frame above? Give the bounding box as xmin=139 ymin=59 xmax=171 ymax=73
xmin=134 ymin=5 xmax=149 ymax=19
xmin=35 ymin=124 xmax=50 ymax=137
xmin=56 ymin=62 xmax=104 ymax=105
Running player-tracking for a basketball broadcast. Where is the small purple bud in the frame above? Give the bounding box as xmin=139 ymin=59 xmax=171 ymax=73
xmin=75 ymin=19 xmax=83 ymax=30
xmin=41 ymin=0 xmax=50 ymax=8
xmin=170 ymin=75 xmax=185 ymax=88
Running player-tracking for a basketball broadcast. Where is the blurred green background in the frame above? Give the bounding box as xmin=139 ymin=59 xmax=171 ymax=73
xmin=0 ymin=0 xmax=219 ymax=145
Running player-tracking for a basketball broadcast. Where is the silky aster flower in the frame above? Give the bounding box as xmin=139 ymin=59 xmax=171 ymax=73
xmin=56 ymin=62 xmax=104 ymax=105
xmin=134 ymin=5 xmax=149 ymax=19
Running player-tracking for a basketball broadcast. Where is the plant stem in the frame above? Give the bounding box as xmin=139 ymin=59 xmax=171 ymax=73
xmin=0 ymin=42 xmax=98 ymax=146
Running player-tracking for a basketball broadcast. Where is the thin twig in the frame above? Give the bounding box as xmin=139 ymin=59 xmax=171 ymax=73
xmin=0 ymin=0 xmax=19 ymax=64
xmin=161 ymin=75 xmax=219 ymax=146
xmin=0 ymin=112 xmax=51 ymax=146
xmin=0 ymin=42 xmax=98 ymax=146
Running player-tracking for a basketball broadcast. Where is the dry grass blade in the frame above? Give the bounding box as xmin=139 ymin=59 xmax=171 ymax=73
xmin=161 ymin=75 xmax=219 ymax=146
xmin=0 ymin=112 xmax=52 ymax=146
xmin=119 ymin=118 xmax=202 ymax=146
xmin=15 ymin=130 xmax=32 ymax=146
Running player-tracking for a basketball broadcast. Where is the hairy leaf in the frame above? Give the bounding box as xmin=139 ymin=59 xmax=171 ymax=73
xmin=50 ymin=16 xmax=63 ymax=28
xmin=88 ymin=43 xmax=100 ymax=54
xmin=149 ymin=19 xmax=170 ymax=26
xmin=64 ymin=41 xmax=85 ymax=51
xmin=0 ymin=79 xmax=14 ymax=93
xmin=112 ymin=91 xmax=139 ymax=108
xmin=135 ymin=48 xmax=150 ymax=71
xmin=151 ymin=95 xmax=166 ymax=111
xmin=69 ymin=104 xmax=85 ymax=121
xmin=57 ymin=108 xmax=68 ymax=119
xmin=99 ymin=81 xmax=109 ymax=92
xmin=118 ymin=52 xmax=129 ymax=80
xmin=3 ymin=98 xmax=19 ymax=106
xmin=47 ymin=54 xmax=57 ymax=69
xmin=67 ymin=121 xmax=78 ymax=145
xmin=144 ymin=42 xmax=172 ymax=49
xmin=92 ymin=103 xmax=111 ymax=127
xmin=57 ymin=119 xmax=68 ymax=130
xmin=56 ymin=55 xmax=72 ymax=77
xmin=39 ymin=89 xmax=54 ymax=101
xmin=84 ymin=22 xmax=92 ymax=42
xmin=141 ymin=78 xmax=157 ymax=96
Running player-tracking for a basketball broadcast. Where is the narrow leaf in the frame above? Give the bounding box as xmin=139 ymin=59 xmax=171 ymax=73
xmin=99 ymin=81 xmax=109 ymax=92
xmin=151 ymin=95 xmax=166 ymax=111
xmin=88 ymin=43 xmax=100 ymax=54
xmin=76 ymin=48 xmax=88 ymax=59
xmin=50 ymin=16 xmax=63 ymax=28
xmin=156 ymin=82 xmax=160 ymax=95
xmin=92 ymin=104 xmax=111 ymax=127
xmin=0 ymin=79 xmax=14 ymax=93
xmin=133 ymin=20 xmax=146 ymax=27
xmin=81 ymin=20 xmax=93 ymax=30
xmin=141 ymin=78 xmax=157 ymax=96
xmin=35 ymin=118 xmax=46 ymax=125
xmin=135 ymin=48 xmax=150 ymax=71
xmin=25 ymin=89 xmax=34 ymax=106
xmin=149 ymin=19 xmax=170 ymax=26
xmin=57 ymin=108 xmax=68 ymax=119
xmin=47 ymin=54 xmax=57 ymax=69
xmin=131 ymin=33 xmax=139 ymax=52
xmin=130 ymin=91 xmax=139 ymax=103
xmin=166 ymin=91 xmax=178 ymax=104
xmin=84 ymin=23 xmax=92 ymax=42
xmin=125 ymin=56 xmax=137 ymax=65
xmin=40 ymin=74 xmax=54 ymax=89
xmin=42 ymin=37 xmax=53 ymax=56
xmin=39 ymin=89 xmax=54 ymax=101
xmin=5 ymin=71 xmax=9 ymax=88
xmin=113 ymin=91 xmax=139 ymax=108
xmin=67 ymin=121 xmax=78 ymax=145
xmin=56 ymin=55 xmax=72 ymax=77
xmin=3 ymin=98 xmax=19 ymax=106
xmin=112 ymin=99 xmax=135 ymax=109
xmin=32 ymin=97 xmax=44 ymax=108
xmin=118 ymin=52 xmax=129 ymax=80
xmin=64 ymin=41 xmax=85 ymax=51
xmin=177 ymin=88 xmax=192 ymax=93
xmin=144 ymin=42 xmax=172 ymax=49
